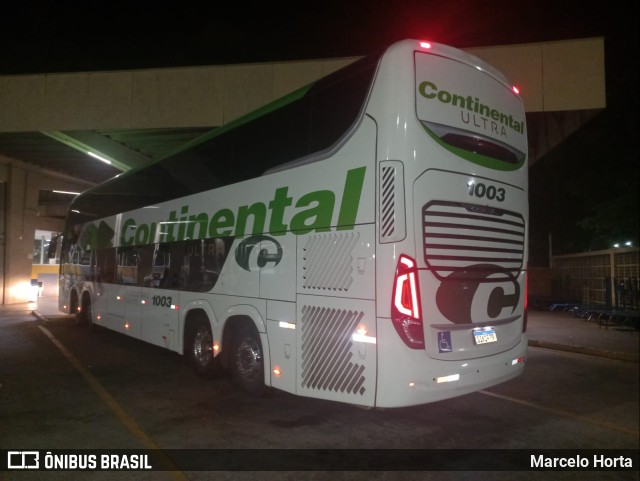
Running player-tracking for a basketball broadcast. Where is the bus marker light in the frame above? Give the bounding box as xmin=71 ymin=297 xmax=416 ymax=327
xmin=512 ymin=85 xmax=520 ymax=95
xmin=279 ymin=321 xmax=296 ymax=329
xmin=273 ymin=367 xmax=282 ymax=377
xmin=213 ymin=343 xmax=220 ymax=352
xmin=352 ymin=325 xmax=377 ymax=344
xmin=116 ymin=295 xmax=122 ymax=301
xmin=511 ymin=356 xmax=525 ymax=366
xmin=141 ymin=299 xmax=146 ymax=305
xmin=124 ymin=321 xmax=130 ymax=330
xmin=352 ymin=333 xmax=377 ymax=344
xmin=419 ymin=41 xmax=432 ymax=49
xmin=436 ymin=374 xmax=460 ymax=384
xmin=170 ymin=304 xmax=179 ymax=310
xmin=96 ymin=314 xmax=101 ymax=321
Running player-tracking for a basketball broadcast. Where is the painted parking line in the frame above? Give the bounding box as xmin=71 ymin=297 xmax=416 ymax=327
xmin=479 ymin=389 xmax=639 ymax=437
xmin=38 ymin=325 xmax=188 ymax=480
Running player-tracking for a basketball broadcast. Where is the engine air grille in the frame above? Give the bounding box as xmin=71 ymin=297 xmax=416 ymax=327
xmin=423 ymin=200 xmax=525 ymax=281
xmin=380 ymin=165 xmax=396 ymax=238
xmin=300 ymin=306 xmax=366 ymax=395
xmin=302 ymin=232 xmax=359 ymax=291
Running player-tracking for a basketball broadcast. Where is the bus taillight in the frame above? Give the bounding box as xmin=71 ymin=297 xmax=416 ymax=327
xmin=391 ymin=255 xmax=424 ymax=349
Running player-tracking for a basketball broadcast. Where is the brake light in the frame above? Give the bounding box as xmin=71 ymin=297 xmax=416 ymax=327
xmin=391 ymin=255 xmax=424 ymax=349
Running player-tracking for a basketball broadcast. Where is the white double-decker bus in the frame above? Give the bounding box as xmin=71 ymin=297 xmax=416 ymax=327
xmin=57 ymin=39 xmax=528 ymax=408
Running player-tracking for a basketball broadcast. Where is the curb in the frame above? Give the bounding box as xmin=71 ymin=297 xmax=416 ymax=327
xmin=528 ymin=339 xmax=639 ymax=363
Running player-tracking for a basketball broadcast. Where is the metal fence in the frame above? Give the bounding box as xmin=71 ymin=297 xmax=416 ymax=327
xmin=552 ymin=247 xmax=639 ymax=309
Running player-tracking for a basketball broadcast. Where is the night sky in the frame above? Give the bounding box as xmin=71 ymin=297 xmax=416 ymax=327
xmin=2 ymin=0 xmax=635 ymax=75
xmin=2 ymin=0 xmax=638 ymax=260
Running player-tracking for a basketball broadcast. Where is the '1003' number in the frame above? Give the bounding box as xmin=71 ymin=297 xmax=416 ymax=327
xmin=152 ymin=295 xmax=173 ymax=307
xmin=468 ymin=181 xmax=506 ymax=202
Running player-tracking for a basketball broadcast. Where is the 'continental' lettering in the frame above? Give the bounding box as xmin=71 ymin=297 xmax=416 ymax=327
xmin=118 ymin=167 xmax=366 ymax=246
xmin=418 ymin=80 xmax=524 ymax=135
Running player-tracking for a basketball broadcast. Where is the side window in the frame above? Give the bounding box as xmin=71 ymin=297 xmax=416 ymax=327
xmin=151 ymin=243 xmax=183 ymax=289
xmin=117 ymin=247 xmax=139 ymax=285
xmin=118 ymin=245 xmax=155 ymax=286
xmin=132 ymin=239 xmax=234 ymax=292
xmin=116 ymin=247 xmax=140 ymax=286
xmin=65 ymin=55 xmax=380 ymax=220
xmin=309 ymin=60 xmax=375 ymax=152
xmin=181 ymin=238 xmax=230 ymax=292
xmin=78 ymin=247 xmax=92 ymax=267
xmin=96 ymin=248 xmax=116 ymax=284
xmin=136 ymin=245 xmax=155 ymax=287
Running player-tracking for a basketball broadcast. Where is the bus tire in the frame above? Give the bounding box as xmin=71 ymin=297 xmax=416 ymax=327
xmin=231 ymin=323 xmax=265 ymax=396
xmin=186 ymin=318 xmax=217 ymax=378
xmin=77 ymin=293 xmax=92 ymax=326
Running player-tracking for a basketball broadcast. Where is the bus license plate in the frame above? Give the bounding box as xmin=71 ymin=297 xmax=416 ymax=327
xmin=473 ymin=328 xmax=497 ymax=345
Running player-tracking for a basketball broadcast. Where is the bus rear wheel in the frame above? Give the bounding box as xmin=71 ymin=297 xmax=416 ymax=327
xmin=77 ymin=294 xmax=92 ymax=326
xmin=186 ymin=318 xmax=217 ymax=378
xmin=231 ymin=324 xmax=265 ymax=396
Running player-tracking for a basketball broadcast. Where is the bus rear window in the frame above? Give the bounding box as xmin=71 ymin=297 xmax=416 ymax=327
xmin=415 ymin=51 xmax=527 ymax=168
xmin=439 ymin=131 xmax=520 ymax=164
xmin=421 ymin=120 xmax=525 ymax=167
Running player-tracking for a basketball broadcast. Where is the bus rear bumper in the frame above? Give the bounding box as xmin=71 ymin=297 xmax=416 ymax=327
xmin=375 ymin=319 xmax=527 ymax=408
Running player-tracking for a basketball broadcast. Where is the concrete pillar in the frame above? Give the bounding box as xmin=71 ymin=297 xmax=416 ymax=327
xmin=2 ymin=164 xmax=40 ymax=303
xmin=1 ymin=157 xmax=90 ymax=304
xmin=0 ymin=179 xmax=5 ymax=303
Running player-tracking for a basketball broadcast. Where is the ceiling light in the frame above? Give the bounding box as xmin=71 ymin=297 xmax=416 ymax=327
xmin=87 ymin=151 xmax=112 ymax=164
xmin=52 ymin=190 xmax=80 ymax=195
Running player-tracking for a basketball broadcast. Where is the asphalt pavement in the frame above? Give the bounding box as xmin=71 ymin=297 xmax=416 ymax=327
xmin=2 ymin=295 xmax=638 ymax=363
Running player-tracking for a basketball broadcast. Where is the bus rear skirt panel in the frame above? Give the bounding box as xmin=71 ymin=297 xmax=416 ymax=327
xmin=296 ymin=295 xmax=376 ymax=406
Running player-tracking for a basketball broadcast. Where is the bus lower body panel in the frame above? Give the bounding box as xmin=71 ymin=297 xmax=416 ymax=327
xmin=375 ymin=318 xmax=527 ymax=408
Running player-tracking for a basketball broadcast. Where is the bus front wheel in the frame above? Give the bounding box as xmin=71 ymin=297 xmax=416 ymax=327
xmin=231 ymin=324 xmax=265 ymax=396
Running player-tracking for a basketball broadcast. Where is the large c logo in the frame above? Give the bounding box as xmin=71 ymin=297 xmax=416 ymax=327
xmin=235 ymin=235 xmax=283 ymax=272
xmin=435 ymin=264 xmax=520 ymax=324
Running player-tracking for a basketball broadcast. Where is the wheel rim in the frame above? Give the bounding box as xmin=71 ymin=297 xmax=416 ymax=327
xmin=192 ymin=326 xmax=213 ymax=366
xmin=235 ymin=337 xmax=262 ymax=382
